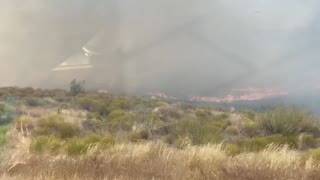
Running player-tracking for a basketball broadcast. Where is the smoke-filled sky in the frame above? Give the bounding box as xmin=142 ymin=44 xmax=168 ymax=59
xmin=1 ymin=0 xmax=320 ymax=98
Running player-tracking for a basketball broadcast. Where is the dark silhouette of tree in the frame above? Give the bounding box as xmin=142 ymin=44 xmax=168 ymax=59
xmin=70 ymin=79 xmax=85 ymax=96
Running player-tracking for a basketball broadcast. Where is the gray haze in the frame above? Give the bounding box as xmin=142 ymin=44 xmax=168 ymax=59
xmin=1 ymin=0 xmax=320 ymax=97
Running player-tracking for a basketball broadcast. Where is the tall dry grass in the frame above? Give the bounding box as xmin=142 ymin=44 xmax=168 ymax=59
xmin=1 ymin=143 xmax=320 ymax=180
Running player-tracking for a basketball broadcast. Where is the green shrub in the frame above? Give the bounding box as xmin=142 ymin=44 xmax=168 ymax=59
xmin=30 ymin=136 xmax=50 ymax=153
xmin=59 ymin=103 xmax=70 ymax=109
xmin=225 ymin=125 xmax=239 ymax=135
xmin=308 ymin=149 xmax=320 ymax=164
xmin=211 ymin=118 xmax=231 ymax=129
xmin=107 ymin=110 xmax=135 ymax=130
xmin=83 ymin=134 xmax=102 ymax=144
xmin=298 ymin=134 xmax=318 ymax=150
xmin=224 ymin=143 xmax=241 ymax=156
xmin=77 ymin=97 xmax=108 ymax=115
xmin=24 ymin=97 xmax=43 ymax=107
xmin=82 ymin=119 xmax=105 ymax=132
xmin=0 ymin=104 xmax=15 ymax=125
xmin=30 ymin=136 xmax=63 ymax=154
xmin=108 ymin=98 xmax=130 ymax=112
xmin=99 ymin=136 xmax=115 ymax=147
xmin=173 ymin=136 xmax=191 ymax=149
xmin=175 ymin=118 xmax=223 ymax=145
xmin=0 ymin=125 xmax=10 ymax=135
xmin=32 ymin=115 xmax=80 ymax=138
xmin=58 ymin=123 xmax=80 ymax=139
xmin=195 ymin=109 xmax=211 ymax=119
xmin=64 ymin=138 xmax=87 ymax=156
xmin=130 ymin=130 xmax=150 ymax=142
xmin=258 ymin=107 xmax=318 ymax=136
xmin=0 ymin=134 xmax=6 ymax=147
xmin=0 ymin=125 xmax=10 ymax=147
xmin=238 ymin=134 xmax=298 ymax=152
xmin=241 ymin=121 xmax=259 ymax=137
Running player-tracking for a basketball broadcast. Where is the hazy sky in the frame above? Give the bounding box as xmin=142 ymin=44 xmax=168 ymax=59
xmin=0 ymin=0 xmax=320 ymax=97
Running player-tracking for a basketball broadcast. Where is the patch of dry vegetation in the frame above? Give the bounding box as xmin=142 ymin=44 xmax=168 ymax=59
xmin=2 ymin=143 xmax=320 ymax=180
xmin=1 ymin=87 xmax=320 ymax=179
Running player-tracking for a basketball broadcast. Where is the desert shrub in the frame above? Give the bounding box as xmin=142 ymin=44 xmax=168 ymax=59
xmin=243 ymin=110 xmax=256 ymax=120
xmin=30 ymin=136 xmax=50 ymax=153
xmin=130 ymin=130 xmax=150 ymax=142
xmin=0 ymin=125 xmax=10 ymax=135
xmin=298 ymin=134 xmax=318 ymax=150
xmin=107 ymin=110 xmax=135 ymax=131
xmin=225 ymin=125 xmax=239 ymax=135
xmin=195 ymin=109 xmax=212 ymax=119
xmin=238 ymin=134 xmax=298 ymax=152
xmin=24 ymin=97 xmax=43 ymax=107
xmin=240 ymin=121 xmax=260 ymax=137
xmin=99 ymin=136 xmax=115 ymax=147
xmin=15 ymin=116 xmax=33 ymax=133
xmin=0 ymin=134 xmax=6 ymax=147
xmin=59 ymin=103 xmax=70 ymax=109
xmin=83 ymin=134 xmax=103 ymax=144
xmin=77 ymin=97 xmax=108 ymax=116
xmin=87 ymin=112 xmax=102 ymax=120
xmin=224 ymin=143 xmax=241 ymax=156
xmin=82 ymin=119 xmax=105 ymax=132
xmin=0 ymin=126 xmax=9 ymax=147
xmin=108 ymin=98 xmax=131 ymax=112
xmin=28 ymin=108 xmax=44 ymax=118
xmin=211 ymin=118 xmax=231 ymax=129
xmin=32 ymin=115 xmax=80 ymax=138
xmin=173 ymin=136 xmax=191 ymax=149
xmin=64 ymin=138 xmax=87 ymax=156
xmin=0 ymin=103 xmax=15 ymax=125
xmin=15 ymin=116 xmax=31 ymax=124
xmin=54 ymin=91 xmax=68 ymax=102
xmin=308 ymin=149 xmax=320 ymax=164
xmin=59 ymin=123 xmax=80 ymax=139
xmin=30 ymin=136 xmax=62 ymax=154
xmin=258 ymin=107 xmax=318 ymax=136
xmin=152 ymin=106 xmax=182 ymax=121
xmin=175 ymin=118 xmax=223 ymax=145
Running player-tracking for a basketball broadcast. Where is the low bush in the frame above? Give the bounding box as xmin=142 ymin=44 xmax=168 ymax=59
xmin=0 ymin=103 xmax=15 ymax=125
xmin=30 ymin=136 xmax=63 ymax=154
xmin=175 ymin=118 xmax=223 ymax=145
xmin=195 ymin=109 xmax=212 ymax=120
xmin=298 ymin=134 xmax=318 ymax=150
xmin=0 ymin=125 xmax=10 ymax=147
xmin=240 ymin=121 xmax=260 ymax=137
xmin=258 ymin=107 xmax=318 ymax=136
xmin=224 ymin=143 xmax=241 ymax=156
xmin=24 ymin=97 xmax=43 ymax=107
xmin=130 ymin=130 xmax=150 ymax=142
xmin=107 ymin=110 xmax=135 ymax=131
xmin=0 ymin=134 xmax=6 ymax=147
xmin=78 ymin=97 xmax=108 ymax=116
xmin=64 ymin=138 xmax=87 ymax=156
xmin=238 ymin=134 xmax=298 ymax=152
xmin=308 ymin=149 xmax=320 ymax=163
xmin=32 ymin=115 xmax=80 ymax=138
xmin=108 ymin=98 xmax=131 ymax=112
xmin=225 ymin=125 xmax=239 ymax=135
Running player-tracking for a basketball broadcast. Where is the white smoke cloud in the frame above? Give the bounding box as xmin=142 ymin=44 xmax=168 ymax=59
xmin=0 ymin=0 xmax=319 ymax=97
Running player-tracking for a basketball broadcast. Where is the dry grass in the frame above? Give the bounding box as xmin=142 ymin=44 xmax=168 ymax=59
xmin=1 ymin=143 xmax=320 ymax=180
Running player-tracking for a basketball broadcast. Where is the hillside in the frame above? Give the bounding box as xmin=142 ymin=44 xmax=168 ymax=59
xmin=0 ymin=87 xmax=320 ymax=179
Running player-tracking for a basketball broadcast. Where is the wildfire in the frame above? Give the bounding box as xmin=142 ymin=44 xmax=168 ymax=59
xmin=190 ymin=88 xmax=288 ymax=103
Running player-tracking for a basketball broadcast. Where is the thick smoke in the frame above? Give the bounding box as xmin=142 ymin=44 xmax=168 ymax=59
xmin=0 ymin=0 xmax=320 ymax=98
